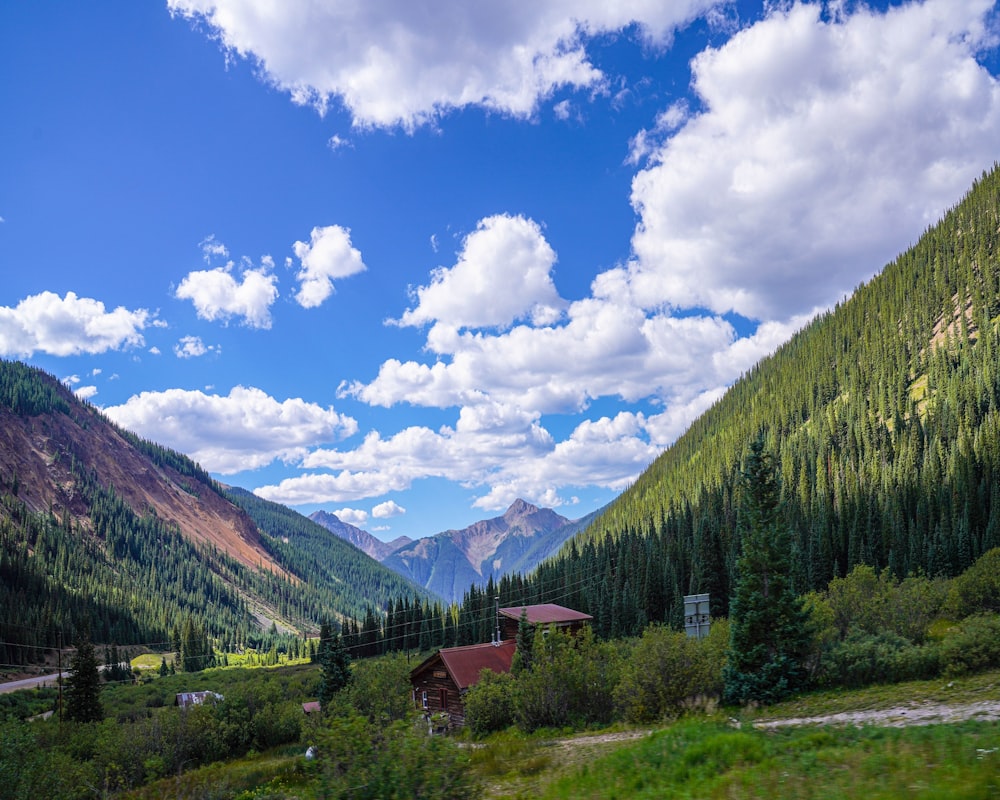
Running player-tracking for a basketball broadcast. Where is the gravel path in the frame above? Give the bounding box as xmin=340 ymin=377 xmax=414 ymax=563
xmin=752 ymin=700 xmax=1000 ymax=729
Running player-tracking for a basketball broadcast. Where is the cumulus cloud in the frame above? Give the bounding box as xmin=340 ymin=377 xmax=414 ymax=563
xmin=372 ymin=500 xmax=405 ymax=519
xmin=629 ymin=0 xmax=1000 ymax=321
xmin=167 ymin=0 xmax=718 ymax=129
xmin=334 ymin=507 xmax=369 ymax=526
xmin=174 ymin=335 xmax=219 ymax=359
xmin=174 ymin=0 xmax=1000 ymax=516
xmin=74 ymin=385 xmax=98 ymax=401
xmin=397 ymin=214 xmax=565 ymax=330
xmin=0 ymin=291 xmax=152 ymax=357
xmin=175 ymin=259 xmax=279 ymax=329
xmin=292 ymin=225 xmax=366 ymax=308
xmin=104 ymin=385 xmax=358 ymax=474
xmin=354 ymin=281 xmax=748 ymax=416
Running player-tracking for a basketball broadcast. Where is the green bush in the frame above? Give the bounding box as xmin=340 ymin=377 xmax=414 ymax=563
xmin=825 ymin=565 xmax=946 ymax=644
xmin=514 ymin=627 xmax=619 ymax=732
xmin=945 ymin=548 xmax=1000 ymax=618
xmin=614 ymin=620 xmax=729 ymax=724
xmin=347 ymin=652 xmax=414 ymax=724
xmin=464 ymin=669 xmax=516 ymax=737
xmin=818 ymin=631 xmax=940 ymax=688
xmin=939 ymin=613 xmax=1000 ymax=676
xmin=312 ymin=712 xmax=477 ymax=799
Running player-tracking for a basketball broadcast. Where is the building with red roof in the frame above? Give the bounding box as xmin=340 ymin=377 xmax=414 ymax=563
xmin=409 ymin=603 xmax=591 ymax=728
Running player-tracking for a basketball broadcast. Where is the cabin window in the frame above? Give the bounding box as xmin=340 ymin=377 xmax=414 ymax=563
xmin=438 ymin=688 xmax=448 ymax=711
xmin=421 ymin=690 xmax=428 ymax=710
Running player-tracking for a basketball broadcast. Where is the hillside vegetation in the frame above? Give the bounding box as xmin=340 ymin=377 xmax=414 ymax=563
xmin=0 ymin=361 xmax=428 ymax=669
xmin=460 ymin=164 xmax=1000 ymax=633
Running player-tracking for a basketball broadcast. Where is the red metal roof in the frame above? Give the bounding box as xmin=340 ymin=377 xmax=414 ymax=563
xmin=498 ymin=603 xmax=593 ymax=626
xmin=414 ymin=639 xmax=516 ymax=691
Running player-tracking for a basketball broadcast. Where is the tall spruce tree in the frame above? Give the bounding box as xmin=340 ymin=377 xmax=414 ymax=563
xmin=723 ymin=436 xmax=810 ymax=705
xmin=318 ymin=630 xmax=352 ymax=709
xmin=511 ymin=607 xmax=535 ymax=673
xmin=65 ymin=634 xmax=103 ymax=723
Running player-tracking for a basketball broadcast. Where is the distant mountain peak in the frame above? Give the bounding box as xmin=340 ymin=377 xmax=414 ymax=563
xmin=380 ymin=500 xmax=604 ymax=603
xmin=308 ymin=510 xmax=412 ymax=562
xmin=504 ymin=498 xmax=540 ymax=519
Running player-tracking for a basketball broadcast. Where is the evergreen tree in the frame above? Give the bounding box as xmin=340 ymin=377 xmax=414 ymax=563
xmin=511 ymin=608 xmax=535 ymax=674
xmin=64 ymin=634 xmax=103 ymax=723
xmin=723 ymin=437 xmax=811 ymax=705
xmin=318 ymin=631 xmax=352 ymax=709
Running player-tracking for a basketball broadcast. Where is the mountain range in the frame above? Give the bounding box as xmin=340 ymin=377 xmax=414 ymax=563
xmin=0 ymin=361 xmax=425 ymax=666
xmin=6 ymin=164 xmax=1000 ymax=668
xmin=311 ymin=499 xmax=602 ymax=603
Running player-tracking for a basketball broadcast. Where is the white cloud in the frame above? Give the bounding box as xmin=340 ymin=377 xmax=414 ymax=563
xmin=104 ymin=385 xmax=358 ymax=474
xmin=398 ymin=214 xmax=565 ymax=331
xmin=74 ymin=385 xmax=98 ymax=401
xmin=174 ymin=335 xmax=219 ymax=359
xmin=200 ymin=234 xmax=229 ymax=262
xmin=355 ymin=282 xmax=745 ymax=415
xmin=292 ymin=225 xmax=366 ymax=308
xmin=167 ymin=0 xmax=718 ymax=129
xmin=255 ymin=469 xmax=412 ymax=505
xmin=334 ymin=507 xmax=369 ymax=526
xmin=629 ymin=0 xmax=1000 ymax=321
xmin=0 ymin=291 xmax=151 ymax=357
xmin=372 ymin=500 xmax=406 ymax=518
xmin=327 ymin=134 xmax=351 ymax=151
xmin=175 ymin=259 xmax=279 ymax=329
xmin=174 ymin=0 xmax=1000 ymax=517
xmin=149 ymin=346 xmax=161 ymax=355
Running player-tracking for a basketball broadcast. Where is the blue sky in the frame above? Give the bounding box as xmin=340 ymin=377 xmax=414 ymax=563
xmin=2 ymin=0 xmax=999 ymax=541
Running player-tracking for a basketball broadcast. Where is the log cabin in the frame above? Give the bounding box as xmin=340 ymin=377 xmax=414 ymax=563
xmin=410 ymin=603 xmax=592 ymax=728
xmin=409 ymin=639 xmax=516 ymax=728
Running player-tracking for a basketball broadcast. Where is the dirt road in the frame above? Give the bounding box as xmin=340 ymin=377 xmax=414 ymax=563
xmin=0 ymin=672 xmax=66 ymax=694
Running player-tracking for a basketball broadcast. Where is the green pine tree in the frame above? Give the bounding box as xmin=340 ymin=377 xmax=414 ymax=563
xmin=318 ymin=631 xmax=352 ymax=709
xmin=65 ymin=634 xmax=103 ymax=723
xmin=511 ymin=608 xmax=535 ymax=674
xmin=723 ymin=436 xmax=811 ymax=705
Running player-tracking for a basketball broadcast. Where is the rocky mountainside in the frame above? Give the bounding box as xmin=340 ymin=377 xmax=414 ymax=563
xmin=309 ymin=509 xmax=412 ymax=561
xmin=0 ymin=360 xmax=426 ymax=665
xmin=0 ymin=366 xmax=283 ymax=577
xmin=378 ymin=498 xmax=602 ymax=603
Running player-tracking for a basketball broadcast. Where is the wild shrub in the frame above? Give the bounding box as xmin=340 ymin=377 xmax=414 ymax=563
xmin=939 ymin=613 xmax=1000 ymax=676
xmin=514 ymin=627 xmax=619 ymax=732
xmin=944 ymin=548 xmax=1000 ymax=618
xmin=614 ymin=620 xmax=729 ymax=723
xmin=312 ymin=711 xmax=477 ymax=799
xmin=824 ymin=565 xmax=946 ymax=644
xmin=817 ymin=631 xmax=940 ymax=688
xmin=464 ymin=669 xmax=516 ymax=737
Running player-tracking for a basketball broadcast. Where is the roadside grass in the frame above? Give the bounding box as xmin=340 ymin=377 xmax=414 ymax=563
xmin=743 ymin=669 xmax=1000 ymax=723
xmin=120 ymin=748 xmax=310 ymax=800
xmin=478 ymin=670 xmax=1000 ymax=799
xmin=531 ymin=718 xmax=1000 ymax=800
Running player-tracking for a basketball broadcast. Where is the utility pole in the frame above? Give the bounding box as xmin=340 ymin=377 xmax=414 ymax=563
xmin=57 ymin=631 xmax=63 ymax=724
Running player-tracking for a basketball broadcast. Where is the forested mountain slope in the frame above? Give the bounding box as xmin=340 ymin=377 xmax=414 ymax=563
xmin=0 ymin=361 xmax=426 ymax=667
xmin=223 ymin=487 xmax=430 ymax=611
xmin=501 ymin=164 xmax=1000 ymax=633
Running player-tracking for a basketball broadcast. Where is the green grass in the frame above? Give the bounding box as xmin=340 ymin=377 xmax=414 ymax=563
xmin=743 ymin=669 xmax=1000 ymax=723
xmin=121 ymin=748 xmax=311 ymax=800
xmin=477 ymin=671 xmax=1000 ymax=799
xmin=527 ymin=719 xmax=1000 ymax=800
